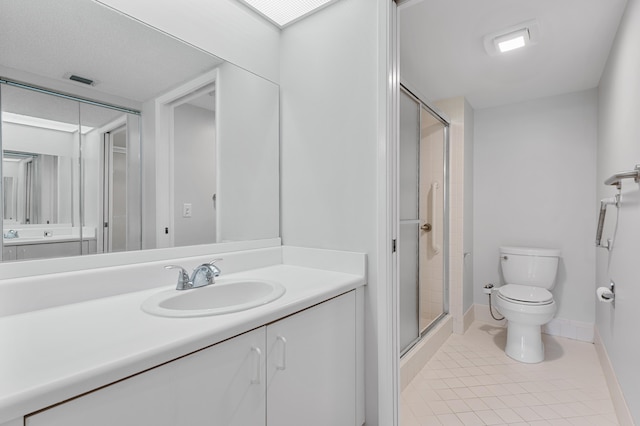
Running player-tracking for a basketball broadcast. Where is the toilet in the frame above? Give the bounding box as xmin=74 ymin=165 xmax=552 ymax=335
xmin=494 ymin=246 xmax=561 ymax=363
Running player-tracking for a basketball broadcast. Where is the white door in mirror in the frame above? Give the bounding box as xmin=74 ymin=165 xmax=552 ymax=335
xmin=141 ymin=279 xmax=286 ymax=318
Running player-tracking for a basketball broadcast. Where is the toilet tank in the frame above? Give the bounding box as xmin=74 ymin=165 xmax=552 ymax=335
xmin=500 ymin=246 xmax=561 ymax=289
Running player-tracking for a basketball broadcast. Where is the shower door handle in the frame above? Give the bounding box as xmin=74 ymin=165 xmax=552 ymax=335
xmin=430 ymin=182 xmax=441 ymax=254
xmin=421 ymin=223 xmax=432 ymax=232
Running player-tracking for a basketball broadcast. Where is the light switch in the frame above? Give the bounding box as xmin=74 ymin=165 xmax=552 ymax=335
xmin=183 ymin=203 xmax=192 ymax=218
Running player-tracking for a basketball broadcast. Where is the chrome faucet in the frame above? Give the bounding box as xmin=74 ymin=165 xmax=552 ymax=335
xmin=4 ymin=229 xmax=19 ymax=239
xmin=165 ymin=259 xmax=222 ymax=290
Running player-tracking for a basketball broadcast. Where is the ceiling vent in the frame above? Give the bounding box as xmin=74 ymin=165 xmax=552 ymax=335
xmin=66 ymin=73 xmax=95 ymax=86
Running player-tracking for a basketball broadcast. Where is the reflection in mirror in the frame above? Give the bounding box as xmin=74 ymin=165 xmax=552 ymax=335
xmin=3 ymin=151 xmax=70 ymax=225
xmin=0 ymin=82 xmax=141 ymax=260
xmin=0 ymin=0 xmax=280 ymax=262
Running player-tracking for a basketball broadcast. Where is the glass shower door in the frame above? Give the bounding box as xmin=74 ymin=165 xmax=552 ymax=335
xmin=399 ymin=90 xmax=421 ymax=353
xmin=399 ymin=86 xmax=449 ymax=356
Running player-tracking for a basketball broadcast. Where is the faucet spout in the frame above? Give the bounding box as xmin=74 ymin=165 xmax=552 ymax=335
xmin=164 ymin=259 xmax=222 ymax=290
xmin=190 ymin=259 xmax=222 ymax=288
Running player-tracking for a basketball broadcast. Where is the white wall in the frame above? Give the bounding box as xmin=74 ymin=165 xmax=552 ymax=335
xmin=2 ymin=123 xmax=75 ymax=157
xmin=597 ymin=0 xmax=640 ymax=421
xmin=173 ymin=103 xmax=216 ymax=246
xmin=434 ymin=96 xmax=475 ymax=332
xmin=280 ymin=0 xmax=388 ymax=424
xmin=95 ymin=0 xmax=280 ymax=83
xmin=463 ymin=100 xmax=474 ymax=313
xmin=473 ymin=90 xmax=598 ymax=324
xmin=82 ymin=130 xmax=101 ymax=244
xmin=216 ymin=62 xmax=279 ymax=242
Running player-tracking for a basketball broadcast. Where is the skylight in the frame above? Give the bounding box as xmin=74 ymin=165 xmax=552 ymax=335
xmin=238 ymin=0 xmax=339 ymax=28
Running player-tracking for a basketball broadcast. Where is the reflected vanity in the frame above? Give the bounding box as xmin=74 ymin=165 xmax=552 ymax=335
xmin=0 ymin=0 xmax=280 ymax=262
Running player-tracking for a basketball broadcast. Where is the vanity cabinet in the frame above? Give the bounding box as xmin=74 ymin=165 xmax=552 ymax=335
xmin=267 ymin=291 xmax=356 ymax=426
xmin=3 ymin=240 xmax=97 ymax=261
xmin=25 ymin=328 xmax=267 ymax=426
xmin=25 ymin=291 xmax=359 ymax=426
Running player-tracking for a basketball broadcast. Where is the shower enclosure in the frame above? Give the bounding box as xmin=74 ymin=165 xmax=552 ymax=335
xmin=399 ymin=84 xmax=449 ymax=356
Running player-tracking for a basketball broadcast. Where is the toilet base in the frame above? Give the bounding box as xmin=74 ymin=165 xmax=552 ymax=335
xmin=504 ymin=321 xmax=544 ymax=363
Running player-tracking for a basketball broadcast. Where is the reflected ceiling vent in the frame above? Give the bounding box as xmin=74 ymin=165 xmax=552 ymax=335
xmin=484 ymin=19 xmax=540 ymax=56
xmin=237 ymin=0 xmax=340 ymax=28
xmin=65 ymin=73 xmax=96 ymax=86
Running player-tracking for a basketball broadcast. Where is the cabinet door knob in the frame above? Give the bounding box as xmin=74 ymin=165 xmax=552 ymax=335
xmin=276 ymin=336 xmax=287 ymax=370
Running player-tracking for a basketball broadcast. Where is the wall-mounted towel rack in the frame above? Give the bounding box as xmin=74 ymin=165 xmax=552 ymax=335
xmin=604 ymin=164 xmax=640 ymax=189
xmin=595 ymin=195 xmax=619 ymax=250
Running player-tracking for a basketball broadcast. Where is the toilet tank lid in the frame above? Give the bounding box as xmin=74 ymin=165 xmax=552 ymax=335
xmin=500 ymin=246 xmax=561 ymax=257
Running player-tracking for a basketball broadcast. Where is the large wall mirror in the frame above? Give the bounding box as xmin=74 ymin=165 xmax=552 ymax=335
xmin=0 ymin=0 xmax=280 ymax=262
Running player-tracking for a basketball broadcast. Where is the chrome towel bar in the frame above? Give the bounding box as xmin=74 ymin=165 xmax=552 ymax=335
xmin=604 ymin=164 xmax=640 ymax=189
xmin=595 ymin=195 xmax=619 ymax=250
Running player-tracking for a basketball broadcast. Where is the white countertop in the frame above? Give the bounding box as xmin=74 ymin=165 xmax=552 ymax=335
xmin=3 ymin=235 xmax=97 ymax=246
xmin=0 ymin=264 xmax=365 ymax=423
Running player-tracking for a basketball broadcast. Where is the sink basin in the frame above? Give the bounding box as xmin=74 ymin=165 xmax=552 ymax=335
xmin=141 ymin=278 xmax=286 ymax=318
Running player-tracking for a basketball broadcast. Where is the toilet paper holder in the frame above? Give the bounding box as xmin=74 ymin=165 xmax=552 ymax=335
xmin=597 ymin=280 xmax=616 ymax=303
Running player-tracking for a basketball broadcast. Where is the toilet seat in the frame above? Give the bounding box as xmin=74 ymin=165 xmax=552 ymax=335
xmin=497 ymin=284 xmax=553 ymax=305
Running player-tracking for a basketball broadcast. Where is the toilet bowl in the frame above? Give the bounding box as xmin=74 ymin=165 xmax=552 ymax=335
xmin=494 ymin=246 xmax=560 ymax=363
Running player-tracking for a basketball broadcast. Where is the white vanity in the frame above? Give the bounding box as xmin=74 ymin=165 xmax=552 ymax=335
xmin=0 ymin=245 xmax=366 ymax=426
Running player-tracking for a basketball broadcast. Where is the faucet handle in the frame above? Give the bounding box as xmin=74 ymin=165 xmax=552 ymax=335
xmin=165 ymin=265 xmax=192 ymax=290
xmin=207 ymin=258 xmax=223 ymax=276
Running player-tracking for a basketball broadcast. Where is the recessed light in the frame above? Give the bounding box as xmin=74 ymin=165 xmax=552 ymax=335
xmin=237 ymin=0 xmax=340 ymax=28
xmin=495 ymin=29 xmax=529 ymax=53
xmin=484 ymin=19 xmax=540 ymax=56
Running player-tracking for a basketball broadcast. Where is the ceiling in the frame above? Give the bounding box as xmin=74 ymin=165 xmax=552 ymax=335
xmin=0 ymin=0 xmax=222 ymax=127
xmin=399 ymin=0 xmax=628 ymax=109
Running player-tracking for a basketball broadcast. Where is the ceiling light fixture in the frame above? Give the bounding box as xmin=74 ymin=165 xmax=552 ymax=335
xmin=484 ymin=19 xmax=540 ymax=56
xmin=495 ymin=29 xmax=529 ymax=53
xmin=237 ymin=0 xmax=339 ymax=28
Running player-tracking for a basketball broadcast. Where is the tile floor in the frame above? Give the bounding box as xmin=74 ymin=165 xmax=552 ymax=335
xmin=401 ymin=322 xmax=619 ymax=426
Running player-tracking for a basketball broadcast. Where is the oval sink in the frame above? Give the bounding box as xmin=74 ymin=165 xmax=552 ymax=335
xmin=141 ymin=278 xmax=286 ymax=318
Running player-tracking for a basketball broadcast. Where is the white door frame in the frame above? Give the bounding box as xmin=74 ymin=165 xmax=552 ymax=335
xmin=377 ymin=0 xmax=400 ymax=425
xmin=153 ymin=69 xmax=218 ymax=248
xmin=94 ymin=115 xmax=127 ymax=253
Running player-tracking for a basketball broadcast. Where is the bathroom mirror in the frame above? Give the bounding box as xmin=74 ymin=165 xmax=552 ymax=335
xmin=0 ymin=0 xmax=280 ymax=261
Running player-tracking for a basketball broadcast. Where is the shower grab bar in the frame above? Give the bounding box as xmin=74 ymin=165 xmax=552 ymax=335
xmin=604 ymin=165 xmax=640 ymax=189
xmin=431 ymin=182 xmax=441 ymax=255
xmin=595 ymin=195 xmax=619 ymax=250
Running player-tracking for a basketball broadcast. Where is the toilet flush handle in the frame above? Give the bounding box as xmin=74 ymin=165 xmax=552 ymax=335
xmin=502 ymin=255 xmax=508 ymax=261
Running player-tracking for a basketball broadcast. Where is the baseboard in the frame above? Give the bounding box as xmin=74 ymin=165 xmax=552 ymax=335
xmin=400 ymin=315 xmax=453 ymax=391
xmin=462 ymin=305 xmax=476 ymax=333
xmin=594 ymin=328 xmax=634 ymax=425
xmin=474 ymin=303 xmax=594 ymax=342
xmin=542 ymin=317 xmax=594 ymax=343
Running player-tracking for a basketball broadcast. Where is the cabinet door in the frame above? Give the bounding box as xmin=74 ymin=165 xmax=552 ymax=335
xmin=2 ymin=247 xmax=16 ymax=261
xmin=26 ymin=327 xmax=266 ymax=426
xmin=266 ymin=291 xmax=356 ymax=426
xmin=16 ymin=241 xmax=89 ymax=260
